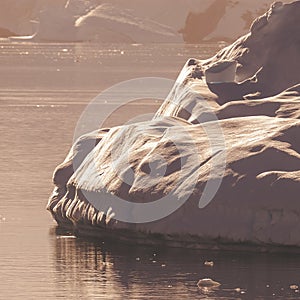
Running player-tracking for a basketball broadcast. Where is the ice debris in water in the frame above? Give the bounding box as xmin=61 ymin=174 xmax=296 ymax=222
xmin=290 ymin=285 xmax=299 ymax=290
xmin=204 ymin=261 xmax=214 ymax=267
xmin=197 ymin=278 xmax=221 ymax=288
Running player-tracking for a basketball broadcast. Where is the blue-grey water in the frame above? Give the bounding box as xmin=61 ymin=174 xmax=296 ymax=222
xmin=0 ymin=42 xmax=300 ymax=300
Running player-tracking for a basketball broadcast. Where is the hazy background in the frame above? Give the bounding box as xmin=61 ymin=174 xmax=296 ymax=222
xmin=0 ymin=0 xmax=293 ymax=43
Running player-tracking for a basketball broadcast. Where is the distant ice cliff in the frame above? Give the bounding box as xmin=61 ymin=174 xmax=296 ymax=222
xmin=0 ymin=0 xmax=295 ymax=43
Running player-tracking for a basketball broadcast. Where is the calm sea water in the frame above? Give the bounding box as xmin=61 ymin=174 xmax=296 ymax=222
xmin=0 ymin=42 xmax=300 ymax=300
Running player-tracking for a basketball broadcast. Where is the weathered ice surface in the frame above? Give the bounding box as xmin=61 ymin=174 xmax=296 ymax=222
xmin=166 ymin=0 xmax=300 ymax=106
xmin=48 ymin=1 xmax=300 ymax=250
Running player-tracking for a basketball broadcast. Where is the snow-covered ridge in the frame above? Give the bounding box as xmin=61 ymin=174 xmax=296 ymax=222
xmin=0 ymin=0 xmax=295 ymax=43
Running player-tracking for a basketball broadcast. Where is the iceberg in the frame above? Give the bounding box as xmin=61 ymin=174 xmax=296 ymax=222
xmin=48 ymin=1 xmax=300 ymax=251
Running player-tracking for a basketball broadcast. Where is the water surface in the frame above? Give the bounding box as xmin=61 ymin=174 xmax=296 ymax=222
xmin=0 ymin=42 xmax=300 ymax=300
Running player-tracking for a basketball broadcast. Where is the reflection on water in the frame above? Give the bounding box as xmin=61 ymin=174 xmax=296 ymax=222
xmin=1 ymin=42 xmax=300 ymax=299
xmin=53 ymin=229 xmax=300 ymax=299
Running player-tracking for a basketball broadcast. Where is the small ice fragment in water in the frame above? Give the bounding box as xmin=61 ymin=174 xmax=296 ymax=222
xmin=197 ymin=278 xmax=221 ymax=288
xmin=56 ymin=235 xmax=76 ymax=239
xmin=62 ymin=49 xmax=68 ymax=52
xmin=101 ymin=261 xmax=113 ymax=267
xmin=235 ymin=288 xmax=241 ymax=293
xmin=290 ymin=285 xmax=299 ymax=290
xmin=167 ymin=285 xmax=172 ymax=288
xmin=136 ymin=257 xmax=140 ymax=261
xmin=120 ymin=51 xmax=124 ymax=55
xmin=204 ymin=261 xmax=214 ymax=267
xmin=161 ymin=264 xmax=166 ymax=267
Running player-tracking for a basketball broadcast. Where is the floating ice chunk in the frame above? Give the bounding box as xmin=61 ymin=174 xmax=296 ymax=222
xmin=197 ymin=278 xmax=221 ymax=288
xmin=204 ymin=261 xmax=214 ymax=267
